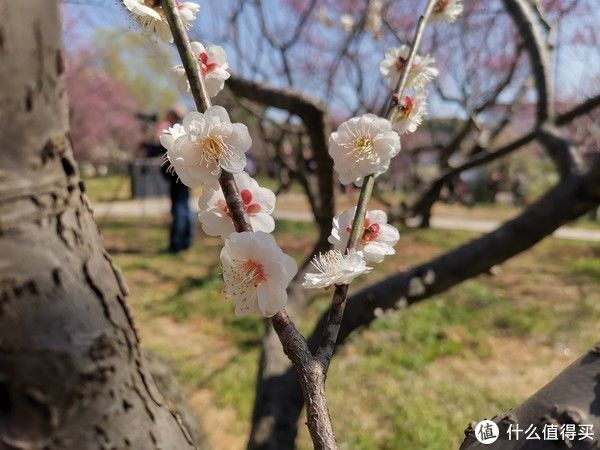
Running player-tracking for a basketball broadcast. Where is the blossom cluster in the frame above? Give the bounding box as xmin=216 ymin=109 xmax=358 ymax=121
xmin=315 ymin=2 xmax=464 ymax=289
xmin=124 ymin=0 xmax=289 ymax=317
xmin=123 ymin=0 xmax=462 ymax=316
xmin=123 ymin=0 xmax=200 ymax=43
xmin=160 ymin=104 xmax=297 ymax=317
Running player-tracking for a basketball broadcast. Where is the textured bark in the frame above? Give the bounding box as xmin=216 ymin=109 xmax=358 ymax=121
xmin=144 ymin=352 xmax=209 ymax=450
xmin=460 ymin=342 xmax=600 ymax=449
xmin=0 ymin=2 xmax=198 ymax=448
xmin=270 ymin=312 xmax=336 ymax=450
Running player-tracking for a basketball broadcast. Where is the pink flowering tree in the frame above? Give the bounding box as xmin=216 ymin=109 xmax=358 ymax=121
xmin=66 ymin=50 xmax=143 ymax=165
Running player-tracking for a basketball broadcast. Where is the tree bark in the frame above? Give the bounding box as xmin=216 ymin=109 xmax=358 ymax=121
xmin=460 ymin=342 xmax=600 ymax=449
xmin=0 ymin=2 xmax=198 ymax=448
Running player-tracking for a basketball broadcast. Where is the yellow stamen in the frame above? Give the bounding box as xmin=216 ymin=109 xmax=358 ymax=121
xmin=352 ymin=136 xmax=374 ymax=160
xmin=199 ymin=135 xmax=226 ymax=164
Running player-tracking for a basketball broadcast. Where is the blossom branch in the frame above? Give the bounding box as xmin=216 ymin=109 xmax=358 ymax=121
xmin=315 ymin=174 xmax=375 ymax=371
xmin=314 ymin=0 xmax=437 ymax=376
xmin=161 ymin=0 xmax=252 ymax=232
xmin=159 ymin=2 xmax=337 ymax=448
xmin=161 ymin=0 xmax=211 ymax=112
xmin=383 ymin=0 xmax=438 ymax=116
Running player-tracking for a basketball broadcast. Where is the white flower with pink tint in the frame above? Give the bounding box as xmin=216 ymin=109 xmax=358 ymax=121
xmin=379 ymin=45 xmax=439 ymax=90
xmin=431 ymin=0 xmax=463 ymax=24
xmin=160 ymin=106 xmax=251 ymax=187
xmin=302 ymin=250 xmax=371 ymax=289
xmin=198 ymin=172 xmax=275 ymax=238
xmin=221 ymin=231 xmax=297 ymax=317
xmin=122 ymin=1 xmax=199 ymax=42
xmin=329 ymin=114 xmax=400 ymax=185
xmin=329 ymin=207 xmax=400 ymax=263
xmin=339 ymin=14 xmax=355 ymax=32
xmin=177 ymin=1 xmax=200 ymax=23
xmin=365 ymin=0 xmax=383 ymax=39
xmin=173 ymin=41 xmax=230 ymax=98
xmin=391 ymin=90 xmax=428 ymax=134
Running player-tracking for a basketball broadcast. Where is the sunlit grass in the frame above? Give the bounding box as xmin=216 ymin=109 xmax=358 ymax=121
xmin=99 ymin=216 xmax=600 ymax=450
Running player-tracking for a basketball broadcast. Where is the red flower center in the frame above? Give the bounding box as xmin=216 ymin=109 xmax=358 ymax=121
xmin=345 ymin=218 xmax=381 ymax=243
xmin=242 ymin=259 xmax=267 ymax=286
xmin=218 ymin=190 xmax=262 ymax=218
xmin=398 ymin=96 xmax=415 ymax=118
xmin=241 ymin=189 xmax=262 ymax=214
xmin=199 ymin=52 xmax=219 ymax=75
xmin=394 ymin=56 xmax=406 ymax=73
xmin=433 ymin=0 xmax=450 ymax=13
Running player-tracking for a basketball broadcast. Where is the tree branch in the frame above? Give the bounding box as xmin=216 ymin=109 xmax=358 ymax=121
xmin=227 ymin=75 xmax=335 ymax=250
xmin=461 ymin=340 xmax=600 ymax=449
xmin=502 ymin=0 xmax=554 ymax=125
xmin=556 ymin=93 xmax=600 ymax=126
xmin=406 ymin=86 xmax=600 ymax=227
xmin=161 ymin=3 xmax=337 ymax=447
xmin=315 ymin=0 xmax=438 ymax=378
xmin=261 ymin=153 xmax=600 ymax=449
xmin=313 ymin=158 xmax=600 ymax=349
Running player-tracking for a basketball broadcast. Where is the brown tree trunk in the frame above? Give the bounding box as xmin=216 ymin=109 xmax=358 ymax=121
xmin=461 ymin=342 xmax=600 ymax=449
xmin=0 ymin=2 xmax=198 ymax=448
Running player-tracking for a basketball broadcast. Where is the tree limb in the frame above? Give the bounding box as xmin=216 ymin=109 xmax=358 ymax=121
xmin=227 ymin=75 xmax=335 ymax=250
xmin=254 ymin=152 xmax=600 ymax=449
xmin=460 ymin=341 xmax=600 ymax=449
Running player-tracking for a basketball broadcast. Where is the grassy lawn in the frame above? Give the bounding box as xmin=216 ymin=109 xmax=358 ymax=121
xmin=82 ymin=175 xmax=131 ymax=202
xmin=98 ymin=217 xmax=600 ymax=450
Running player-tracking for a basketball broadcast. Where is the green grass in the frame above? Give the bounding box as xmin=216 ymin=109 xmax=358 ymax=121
xmin=82 ymin=175 xmax=131 ymax=202
xmin=99 ymin=217 xmax=600 ymax=450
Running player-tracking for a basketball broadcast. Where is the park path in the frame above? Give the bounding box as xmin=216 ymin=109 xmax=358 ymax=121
xmin=92 ymin=196 xmax=600 ymax=243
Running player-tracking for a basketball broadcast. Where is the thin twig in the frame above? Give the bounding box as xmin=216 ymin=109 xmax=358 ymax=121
xmin=160 ymin=2 xmax=337 ymax=448
xmin=315 ymin=175 xmax=374 ymax=371
xmin=315 ymin=0 xmax=437 ymax=376
xmin=384 ymin=0 xmax=437 ymax=116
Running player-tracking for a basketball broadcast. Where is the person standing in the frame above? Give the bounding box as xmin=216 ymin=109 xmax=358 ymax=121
xmin=157 ymin=108 xmax=193 ymax=253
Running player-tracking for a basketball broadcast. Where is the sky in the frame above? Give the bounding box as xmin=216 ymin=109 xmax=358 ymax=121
xmin=61 ymin=0 xmax=600 ymax=119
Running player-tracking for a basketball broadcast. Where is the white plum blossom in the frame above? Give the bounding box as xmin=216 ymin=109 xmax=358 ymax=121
xmin=198 ymin=172 xmax=276 ymax=238
xmin=390 ymin=90 xmax=428 ymax=134
xmin=122 ymin=0 xmax=199 ymax=42
xmin=302 ymin=250 xmax=371 ymax=289
xmin=329 ymin=207 xmax=400 ymax=263
xmin=430 ymin=0 xmax=463 ymax=24
xmin=173 ymin=41 xmax=230 ymax=98
xmin=329 ymin=114 xmax=400 ymax=185
xmin=379 ymin=45 xmax=439 ymax=89
xmin=160 ymin=106 xmax=251 ymax=187
xmin=221 ymin=231 xmax=297 ymax=317
xmin=365 ymin=0 xmax=383 ymax=39
xmin=339 ymin=14 xmax=355 ymax=32
xmin=178 ymin=1 xmax=200 ymax=23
